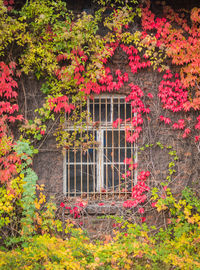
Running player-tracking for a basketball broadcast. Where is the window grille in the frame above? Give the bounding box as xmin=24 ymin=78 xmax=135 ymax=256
xmin=64 ymin=95 xmax=137 ymax=199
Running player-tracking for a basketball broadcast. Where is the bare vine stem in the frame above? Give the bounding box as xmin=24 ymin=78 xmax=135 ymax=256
xmin=37 ymin=115 xmax=61 ymax=150
xmin=20 ymin=79 xmax=27 ymax=120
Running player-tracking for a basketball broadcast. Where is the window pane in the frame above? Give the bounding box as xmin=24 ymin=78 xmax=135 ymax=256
xmin=104 ymin=164 xmax=118 ymax=188
xmin=106 ymin=130 xmax=132 ymax=147
xmin=113 ymin=101 xmax=132 ymax=121
xmin=89 ymin=98 xmax=111 ymax=122
xmin=104 ymin=164 xmax=132 ymax=191
xmin=67 ymin=148 xmax=97 ymax=163
xmin=66 ymin=164 xmax=97 ymax=194
xmin=104 ymin=149 xmax=112 ymax=163
xmin=103 ymin=148 xmax=133 ymax=163
xmin=104 ymin=164 xmax=127 ymax=189
xmin=120 ymin=148 xmax=132 ymax=162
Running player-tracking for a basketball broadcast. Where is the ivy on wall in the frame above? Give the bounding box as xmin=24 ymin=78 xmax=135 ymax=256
xmin=1 ymin=0 xmax=200 ymax=253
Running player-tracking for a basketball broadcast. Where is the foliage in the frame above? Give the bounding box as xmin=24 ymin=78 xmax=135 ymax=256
xmin=14 ymin=140 xmax=38 ymax=238
xmin=151 ymin=187 xmax=200 ymax=269
xmin=1 ymin=0 xmax=199 ymax=146
xmin=0 ymin=176 xmax=23 ymax=246
xmin=0 ymin=188 xmax=200 ymax=269
xmin=1 ymin=0 xmax=200 ymax=268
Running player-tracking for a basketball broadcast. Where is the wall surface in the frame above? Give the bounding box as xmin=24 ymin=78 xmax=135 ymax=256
xmin=29 ymin=60 xmax=200 ymax=202
xmin=15 ymin=2 xmax=200 ymax=206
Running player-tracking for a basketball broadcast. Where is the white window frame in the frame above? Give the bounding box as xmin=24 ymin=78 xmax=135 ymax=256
xmin=63 ymin=94 xmax=138 ymax=197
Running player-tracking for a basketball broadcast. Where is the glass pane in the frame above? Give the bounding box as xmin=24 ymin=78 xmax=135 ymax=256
xmin=104 ymin=164 xmax=133 ymax=191
xmin=104 ymin=164 xmax=127 ymax=189
xmin=104 ymin=148 xmax=133 ymax=163
xmin=104 ymin=149 xmax=112 ymax=163
xmin=106 ymin=130 xmax=131 ymax=147
xmin=103 ymin=149 xmax=119 ymax=163
xmin=113 ymin=102 xmax=132 ymax=121
xmin=120 ymin=148 xmax=132 ymax=162
xmin=66 ymin=164 xmax=97 ymax=194
xmin=89 ymin=98 xmax=111 ymax=122
xmin=103 ymin=164 xmax=117 ymax=188
xmin=67 ymin=149 xmax=97 ymax=163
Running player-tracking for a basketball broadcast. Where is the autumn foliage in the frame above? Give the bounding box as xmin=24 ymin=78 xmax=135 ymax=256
xmin=1 ymin=0 xmax=200 ymax=268
xmin=0 ymin=62 xmax=23 ymax=183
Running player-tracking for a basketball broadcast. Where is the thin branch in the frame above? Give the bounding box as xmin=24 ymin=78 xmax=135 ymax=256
xmin=21 ymin=79 xmax=27 ymax=119
xmin=37 ymin=115 xmax=61 ymax=150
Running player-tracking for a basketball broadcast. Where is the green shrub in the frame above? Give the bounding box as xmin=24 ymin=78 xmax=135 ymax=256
xmin=1 ymin=188 xmax=200 ymax=269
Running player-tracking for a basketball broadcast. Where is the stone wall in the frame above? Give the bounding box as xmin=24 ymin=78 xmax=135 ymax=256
xmin=28 ymin=62 xmax=200 ymax=202
xmin=14 ymin=2 xmax=200 ymax=237
xmin=15 ymin=0 xmax=200 ymax=207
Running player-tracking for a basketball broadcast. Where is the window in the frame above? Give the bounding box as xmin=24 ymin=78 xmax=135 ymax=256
xmin=64 ymin=95 xmax=137 ymax=198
